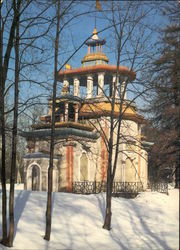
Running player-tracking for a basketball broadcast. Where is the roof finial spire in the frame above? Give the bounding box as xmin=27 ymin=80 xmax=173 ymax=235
xmin=95 ymin=6 xmax=96 ymax=29
xmin=93 ymin=27 xmax=98 ymax=35
xmin=92 ymin=27 xmax=98 ymax=40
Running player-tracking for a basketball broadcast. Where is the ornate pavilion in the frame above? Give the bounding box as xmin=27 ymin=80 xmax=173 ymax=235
xmin=22 ymin=28 xmax=148 ymax=193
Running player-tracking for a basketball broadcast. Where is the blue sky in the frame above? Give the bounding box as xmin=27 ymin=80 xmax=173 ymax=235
xmin=60 ymin=1 xmax=168 ymax=69
xmin=4 ymin=1 xmax=171 ymax=118
xmin=53 ymin=1 xmax=169 ymax=105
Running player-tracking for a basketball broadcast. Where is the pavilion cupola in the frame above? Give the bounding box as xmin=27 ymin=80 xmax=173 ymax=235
xmin=81 ymin=28 xmax=109 ymax=67
xmin=57 ymin=27 xmax=136 ymax=101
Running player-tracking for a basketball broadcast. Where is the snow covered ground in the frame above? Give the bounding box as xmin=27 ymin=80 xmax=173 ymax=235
xmin=0 ymin=186 xmax=179 ymax=250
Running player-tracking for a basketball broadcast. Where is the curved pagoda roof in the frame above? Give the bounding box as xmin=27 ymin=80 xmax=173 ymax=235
xmin=81 ymin=52 xmax=109 ymax=65
xmin=85 ymin=39 xmax=106 ymax=46
xmin=79 ymin=101 xmax=145 ymax=124
xmin=21 ymin=127 xmax=100 ymax=140
xmin=85 ymin=27 xmax=106 ymax=46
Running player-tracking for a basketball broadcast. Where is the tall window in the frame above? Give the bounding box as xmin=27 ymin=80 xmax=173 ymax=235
xmin=126 ymin=141 xmax=137 ymax=152
xmin=32 ymin=165 xmax=40 ymax=191
xmin=80 ymin=153 xmax=88 ymax=181
xmin=125 ymin=158 xmax=136 ymax=182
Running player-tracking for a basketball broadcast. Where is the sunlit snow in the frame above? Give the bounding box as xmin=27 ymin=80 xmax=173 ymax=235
xmin=0 ymin=185 xmax=179 ymax=249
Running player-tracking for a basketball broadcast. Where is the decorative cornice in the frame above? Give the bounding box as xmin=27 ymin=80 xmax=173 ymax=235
xmin=21 ymin=128 xmax=100 ymax=140
xmin=58 ymin=64 xmax=136 ymax=82
xmin=32 ymin=121 xmax=94 ymax=131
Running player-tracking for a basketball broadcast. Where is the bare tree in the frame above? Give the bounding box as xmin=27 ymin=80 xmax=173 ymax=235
xmin=0 ymin=0 xmax=19 ymax=244
xmin=0 ymin=0 xmax=59 ymax=246
xmin=7 ymin=0 xmax=20 ymax=246
xmin=85 ymin=1 xmax=157 ymax=230
xmin=44 ymin=0 xmax=61 ymax=241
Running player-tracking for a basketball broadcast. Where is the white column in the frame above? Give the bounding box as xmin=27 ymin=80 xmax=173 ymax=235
xmin=64 ymin=102 xmax=68 ymax=122
xmin=62 ymin=78 xmax=69 ymax=94
xmin=122 ymin=162 xmax=125 ymax=183
xmin=121 ymin=80 xmax=127 ymax=99
xmin=60 ymin=114 xmax=64 ymax=122
xmin=97 ymin=72 xmax=105 ymax=97
xmin=73 ymin=77 xmax=80 ymax=97
xmin=112 ymin=74 xmax=119 ymax=98
xmin=86 ymin=75 xmax=93 ymax=98
xmin=74 ymin=104 xmax=79 ymax=122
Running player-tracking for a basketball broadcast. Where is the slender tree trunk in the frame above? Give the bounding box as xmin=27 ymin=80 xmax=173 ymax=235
xmin=175 ymin=157 xmax=180 ymax=188
xmin=7 ymin=0 xmax=20 ymax=247
xmin=174 ymin=53 xmax=180 ymax=189
xmin=103 ymin=167 xmax=112 ymax=230
xmin=0 ymin=94 xmax=7 ymax=245
xmin=102 ymin=77 xmax=115 ymax=231
xmin=103 ymin=46 xmax=121 ymax=230
xmin=0 ymin=1 xmax=7 ymax=245
xmin=44 ymin=0 xmax=60 ymax=241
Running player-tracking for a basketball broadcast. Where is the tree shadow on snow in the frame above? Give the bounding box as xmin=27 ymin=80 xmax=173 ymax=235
xmin=44 ymin=192 xmax=57 ymax=250
xmin=124 ymin=200 xmax=173 ymax=250
xmin=13 ymin=190 xmax=31 ymax=239
xmin=95 ymin=193 xmax=106 ymax=220
xmin=95 ymin=194 xmax=129 ymax=250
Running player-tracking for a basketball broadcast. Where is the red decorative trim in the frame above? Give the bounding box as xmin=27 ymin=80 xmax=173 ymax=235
xmin=58 ymin=64 xmax=136 ymax=81
xmin=101 ymin=123 xmax=108 ymax=181
xmin=71 ymin=146 xmax=73 ymax=190
xmin=66 ymin=146 xmax=69 ymax=191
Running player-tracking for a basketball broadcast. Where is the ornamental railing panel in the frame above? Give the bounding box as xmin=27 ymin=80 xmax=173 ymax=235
xmin=148 ymin=181 xmax=168 ymax=194
xmin=112 ymin=182 xmax=143 ymax=193
xmin=72 ymin=181 xmax=143 ymax=195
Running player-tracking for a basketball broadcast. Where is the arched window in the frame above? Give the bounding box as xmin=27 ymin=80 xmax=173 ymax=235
xmin=53 ymin=166 xmax=59 ymax=192
xmin=80 ymin=153 xmax=88 ymax=181
xmin=32 ymin=165 xmax=40 ymax=191
xmin=125 ymin=158 xmax=136 ymax=182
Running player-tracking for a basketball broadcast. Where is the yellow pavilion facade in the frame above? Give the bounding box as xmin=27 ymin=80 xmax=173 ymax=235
xmin=22 ymin=28 xmax=149 ymax=193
